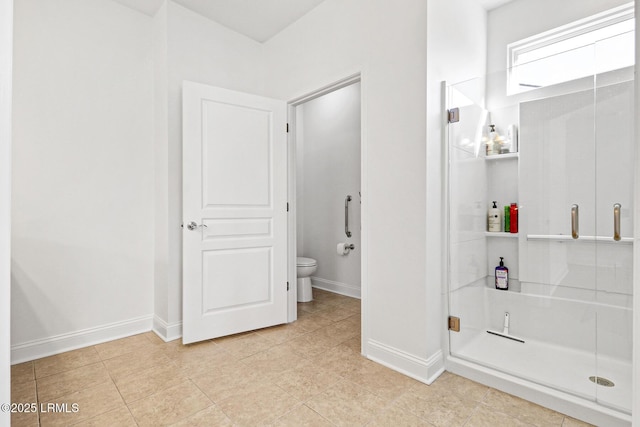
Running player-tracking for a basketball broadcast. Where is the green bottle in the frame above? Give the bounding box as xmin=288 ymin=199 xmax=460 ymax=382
xmin=504 ymin=206 xmax=510 ymax=232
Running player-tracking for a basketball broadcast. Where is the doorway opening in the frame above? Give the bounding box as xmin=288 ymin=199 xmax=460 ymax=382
xmin=287 ymin=75 xmax=365 ymax=353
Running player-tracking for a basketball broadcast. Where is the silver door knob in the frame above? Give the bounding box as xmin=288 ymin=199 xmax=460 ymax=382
xmin=186 ymin=221 xmax=207 ymax=231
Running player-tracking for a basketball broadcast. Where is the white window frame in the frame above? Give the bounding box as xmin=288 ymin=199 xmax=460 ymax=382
xmin=507 ymin=2 xmax=634 ymax=94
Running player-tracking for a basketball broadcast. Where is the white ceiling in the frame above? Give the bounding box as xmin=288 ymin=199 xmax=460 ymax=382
xmin=476 ymin=0 xmax=514 ymax=10
xmin=110 ymin=0 xmax=163 ymax=17
xmin=111 ymin=0 xmax=515 ymax=43
xmin=172 ymin=0 xmax=326 ymax=42
xmin=111 ymin=0 xmax=326 ymax=43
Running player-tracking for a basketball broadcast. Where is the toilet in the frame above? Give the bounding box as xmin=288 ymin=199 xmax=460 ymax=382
xmin=296 ymin=257 xmax=317 ymax=302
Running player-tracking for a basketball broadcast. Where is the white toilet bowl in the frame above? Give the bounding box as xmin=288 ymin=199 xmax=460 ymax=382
xmin=296 ymin=257 xmax=317 ymax=302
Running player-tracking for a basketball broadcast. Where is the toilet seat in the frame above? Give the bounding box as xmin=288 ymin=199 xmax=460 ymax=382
xmin=296 ymin=257 xmax=317 ymax=267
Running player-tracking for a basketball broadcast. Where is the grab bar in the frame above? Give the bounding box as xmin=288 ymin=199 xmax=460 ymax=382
xmin=571 ymin=204 xmax=579 ymax=239
xmin=614 ymin=203 xmax=621 ymax=241
xmin=345 ymin=195 xmax=352 ymax=238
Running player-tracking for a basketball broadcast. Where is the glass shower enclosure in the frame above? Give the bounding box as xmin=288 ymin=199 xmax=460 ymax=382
xmin=445 ymin=30 xmax=634 ymax=423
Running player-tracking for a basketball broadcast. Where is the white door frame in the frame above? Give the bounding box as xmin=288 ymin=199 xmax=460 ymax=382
xmin=285 ymin=72 xmax=368 ymax=355
xmin=0 ymin=0 xmax=12 ymax=422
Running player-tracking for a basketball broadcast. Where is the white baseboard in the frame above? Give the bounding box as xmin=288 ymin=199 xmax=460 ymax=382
xmin=152 ymin=316 xmax=183 ymax=342
xmin=311 ymin=276 xmax=361 ymax=299
xmin=11 ymin=315 xmax=153 ymax=364
xmin=366 ymin=339 xmax=444 ymax=385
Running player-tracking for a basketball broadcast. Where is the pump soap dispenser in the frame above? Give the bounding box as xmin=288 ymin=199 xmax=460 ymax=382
xmin=488 ymin=201 xmax=501 ymax=232
xmin=495 ymin=257 xmax=509 ymax=290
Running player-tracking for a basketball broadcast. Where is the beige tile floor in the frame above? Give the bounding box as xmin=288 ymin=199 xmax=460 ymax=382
xmin=10 ymin=289 xmax=592 ymax=426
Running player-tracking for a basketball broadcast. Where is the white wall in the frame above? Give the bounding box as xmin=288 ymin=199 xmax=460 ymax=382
xmin=426 ymin=0 xmax=488 ymax=363
xmin=11 ymin=0 xmax=154 ymax=361
xmin=152 ymin=1 xmax=265 ymax=339
xmin=297 ymin=83 xmax=361 ymax=297
xmin=0 ymin=0 xmax=12 ymax=421
xmin=263 ymin=0 xmax=433 ymax=380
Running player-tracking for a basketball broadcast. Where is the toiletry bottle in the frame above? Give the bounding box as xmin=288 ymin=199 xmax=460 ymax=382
xmin=491 ymin=126 xmax=505 ymax=154
xmin=509 ymin=203 xmax=518 ymax=233
xmin=507 ymin=124 xmax=518 ymax=153
xmin=488 ymin=201 xmax=501 ymax=232
xmin=504 ymin=206 xmax=510 ymax=232
xmin=495 ymin=257 xmax=509 ymax=290
xmin=487 ymin=125 xmax=496 ymax=155
xmin=499 ymin=136 xmax=510 ymax=154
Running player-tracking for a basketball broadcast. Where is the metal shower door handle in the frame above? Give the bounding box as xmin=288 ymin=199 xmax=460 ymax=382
xmin=613 ymin=203 xmax=621 ymax=241
xmin=345 ymin=195 xmax=352 ymax=238
xmin=571 ymin=204 xmax=579 ymax=239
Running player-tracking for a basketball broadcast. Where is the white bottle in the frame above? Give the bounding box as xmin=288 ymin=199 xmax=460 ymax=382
xmin=488 ymin=201 xmax=501 ymax=232
xmin=507 ymin=124 xmax=518 ymax=153
xmin=486 ymin=125 xmax=496 ymax=156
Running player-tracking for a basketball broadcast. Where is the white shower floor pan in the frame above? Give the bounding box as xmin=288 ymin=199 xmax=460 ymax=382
xmin=452 ymin=332 xmax=631 ymax=421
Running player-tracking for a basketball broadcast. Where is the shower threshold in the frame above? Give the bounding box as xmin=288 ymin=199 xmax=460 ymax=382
xmin=447 ymin=332 xmax=631 ymax=426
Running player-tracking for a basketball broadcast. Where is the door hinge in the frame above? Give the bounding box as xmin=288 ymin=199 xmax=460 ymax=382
xmin=287 ymin=282 xmax=290 ymax=291
xmin=286 ymin=123 xmax=289 ymax=133
xmin=287 ymin=202 xmax=289 ymax=212
xmin=448 ymin=316 xmax=460 ymax=332
xmin=448 ymin=108 xmax=460 ymax=123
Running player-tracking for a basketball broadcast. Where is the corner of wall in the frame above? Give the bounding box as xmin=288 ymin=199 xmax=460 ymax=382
xmin=152 ymin=0 xmax=171 ymax=328
xmin=152 ymin=315 xmax=182 ymax=342
xmin=366 ymin=339 xmax=445 ymax=385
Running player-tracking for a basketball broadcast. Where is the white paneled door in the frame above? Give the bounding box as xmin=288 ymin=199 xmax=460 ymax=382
xmin=182 ymin=82 xmax=288 ymax=344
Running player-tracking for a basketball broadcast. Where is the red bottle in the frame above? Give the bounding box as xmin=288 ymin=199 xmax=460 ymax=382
xmin=509 ymin=203 xmax=518 ymax=233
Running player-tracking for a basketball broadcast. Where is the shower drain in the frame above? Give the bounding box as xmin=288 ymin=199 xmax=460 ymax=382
xmin=589 ymin=376 xmax=615 ymax=387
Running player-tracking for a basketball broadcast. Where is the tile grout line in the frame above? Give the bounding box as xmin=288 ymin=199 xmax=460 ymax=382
xmin=35 ymin=367 xmax=41 ymax=427
xmin=461 ymin=401 xmax=485 ymax=426
xmin=125 ymin=403 xmax=141 ymax=427
xmin=175 ymin=378 xmax=218 ymax=424
xmin=32 ymin=346 xmax=103 ymax=381
xmin=98 ymin=357 xmax=141 ymax=426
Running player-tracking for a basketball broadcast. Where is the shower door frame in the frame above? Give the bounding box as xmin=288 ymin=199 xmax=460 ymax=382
xmin=632 ymin=9 xmax=640 ymax=422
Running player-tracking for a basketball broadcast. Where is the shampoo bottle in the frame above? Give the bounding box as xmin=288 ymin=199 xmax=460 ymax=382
xmin=509 ymin=203 xmax=518 ymax=233
xmin=488 ymin=201 xmax=501 ymax=232
xmin=495 ymin=257 xmax=509 ymax=290
xmin=504 ymin=205 xmax=510 ymax=232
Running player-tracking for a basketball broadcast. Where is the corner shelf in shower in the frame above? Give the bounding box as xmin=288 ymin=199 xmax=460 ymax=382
xmin=484 ymin=276 xmax=521 ymax=293
xmin=485 ymin=152 xmax=519 ymax=161
xmin=485 ymin=232 xmax=518 ymax=238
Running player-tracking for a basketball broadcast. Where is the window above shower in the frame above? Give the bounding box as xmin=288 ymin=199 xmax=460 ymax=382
xmin=507 ymin=2 xmax=634 ymax=95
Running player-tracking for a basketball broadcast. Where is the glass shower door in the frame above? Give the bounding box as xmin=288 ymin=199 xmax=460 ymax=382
xmin=447 ymin=58 xmax=602 ymax=403
xmin=446 ymin=76 xmax=491 ymax=360
xmin=518 ymin=75 xmax=599 ymax=401
xmin=593 ymin=31 xmax=635 ymax=414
